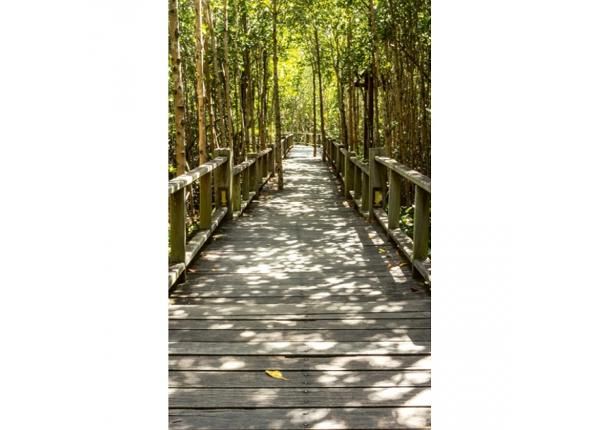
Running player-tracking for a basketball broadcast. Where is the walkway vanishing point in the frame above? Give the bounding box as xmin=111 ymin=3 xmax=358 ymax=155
xmin=169 ymin=142 xmax=431 ymax=429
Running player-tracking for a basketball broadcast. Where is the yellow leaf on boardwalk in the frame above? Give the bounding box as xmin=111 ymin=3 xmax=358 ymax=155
xmin=265 ymin=369 xmax=288 ymax=380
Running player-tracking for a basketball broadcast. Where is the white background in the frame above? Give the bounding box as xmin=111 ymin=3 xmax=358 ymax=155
xmin=1 ymin=1 xmax=599 ymax=428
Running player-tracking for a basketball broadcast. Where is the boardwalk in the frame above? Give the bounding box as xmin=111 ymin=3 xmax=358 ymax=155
xmin=169 ymin=145 xmax=431 ymax=429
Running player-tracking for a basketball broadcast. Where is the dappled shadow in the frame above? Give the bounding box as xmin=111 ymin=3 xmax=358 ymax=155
xmin=169 ymin=145 xmax=430 ymax=429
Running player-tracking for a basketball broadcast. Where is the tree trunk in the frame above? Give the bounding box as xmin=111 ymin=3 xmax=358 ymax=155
xmin=314 ymin=26 xmax=326 ymax=161
xmin=223 ymin=0 xmax=235 ymax=152
xmin=194 ymin=0 xmax=207 ymax=165
xmin=206 ymin=0 xmax=225 ymax=150
xmin=260 ymin=49 xmax=269 ymax=151
xmin=169 ymin=0 xmax=186 ymax=176
xmin=272 ymin=0 xmax=283 ymax=190
xmin=312 ymin=62 xmax=317 ymax=157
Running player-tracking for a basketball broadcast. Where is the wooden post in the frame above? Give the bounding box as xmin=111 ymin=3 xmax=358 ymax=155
xmin=248 ymin=153 xmax=258 ymax=192
xmin=354 ymin=163 xmax=362 ymax=203
xmin=198 ymin=171 xmax=212 ymax=229
xmin=360 ymin=169 xmax=369 ymax=214
xmin=270 ymin=143 xmax=276 ymax=176
xmin=232 ymin=171 xmax=241 ymax=212
xmin=321 ymin=133 xmax=326 ymax=161
xmin=215 ymin=148 xmax=233 ymax=219
xmin=344 ymin=151 xmax=355 ymax=199
xmin=413 ymin=186 xmax=431 ymax=267
xmin=368 ymin=147 xmax=386 ymax=220
xmin=169 ymin=188 xmax=186 ymax=281
xmin=242 ymin=162 xmax=250 ymax=202
xmin=276 ymin=137 xmax=284 ymax=190
xmin=388 ymin=170 xmax=401 ymax=230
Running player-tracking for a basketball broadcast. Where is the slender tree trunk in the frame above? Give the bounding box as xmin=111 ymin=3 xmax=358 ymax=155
xmin=370 ymin=0 xmax=379 ymax=147
xmin=314 ymin=26 xmax=326 ymax=161
xmin=169 ymin=0 xmax=186 ymax=176
xmin=272 ymin=0 xmax=283 ymax=190
xmin=312 ymin=62 xmax=317 ymax=157
xmin=194 ymin=0 xmax=207 ymax=165
xmin=206 ymin=0 xmax=225 ymax=149
xmin=223 ymin=0 xmax=235 ymax=152
xmin=259 ymin=49 xmax=268 ymax=151
xmin=194 ymin=0 xmax=212 ymax=228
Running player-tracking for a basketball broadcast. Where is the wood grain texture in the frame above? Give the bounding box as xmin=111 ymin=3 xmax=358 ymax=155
xmin=169 ymin=407 xmax=431 ymax=429
xmin=169 ymin=354 xmax=432 ymax=371
xmin=169 ymin=370 xmax=431 ymax=388
xmin=169 ymin=328 xmax=431 ymax=342
xmin=170 ymin=387 xmax=430 ymax=408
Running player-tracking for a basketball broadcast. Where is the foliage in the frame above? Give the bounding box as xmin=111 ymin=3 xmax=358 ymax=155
xmin=168 ymin=0 xmax=430 ymax=235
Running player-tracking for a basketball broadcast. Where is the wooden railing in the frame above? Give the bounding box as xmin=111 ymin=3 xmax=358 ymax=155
xmin=168 ymin=134 xmax=294 ymax=288
xmin=323 ymin=138 xmax=431 ymax=283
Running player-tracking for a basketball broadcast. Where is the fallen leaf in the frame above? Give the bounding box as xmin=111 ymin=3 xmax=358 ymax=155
xmin=377 ymin=247 xmax=386 ymax=254
xmin=265 ymin=369 xmax=288 ymax=380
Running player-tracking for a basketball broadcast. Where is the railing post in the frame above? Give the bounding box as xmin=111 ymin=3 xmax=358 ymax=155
xmin=413 ymin=186 xmax=431 ymax=272
xmin=242 ymin=160 xmax=250 ymax=202
xmin=368 ymin=147 xmax=386 ymax=220
xmin=360 ymin=168 xmax=369 ymax=214
xmin=276 ymin=137 xmax=284 ymax=190
xmin=261 ymin=151 xmax=268 ymax=180
xmin=388 ymin=170 xmax=401 ymax=230
xmin=270 ymin=143 xmax=276 ymax=177
xmin=169 ymin=188 xmax=186 ymax=281
xmin=233 ymin=169 xmax=242 ymax=213
xmin=354 ymin=162 xmax=362 ymax=203
xmin=248 ymin=153 xmax=258 ymax=192
xmin=322 ymin=133 xmax=326 ymax=161
xmin=215 ymin=148 xmax=233 ymax=220
xmin=344 ymin=151 xmax=355 ymax=199
xmin=199 ymin=170 xmax=212 ymax=230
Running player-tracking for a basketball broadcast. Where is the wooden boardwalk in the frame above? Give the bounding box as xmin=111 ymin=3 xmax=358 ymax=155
xmin=169 ymin=145 xmax=431 ymax=429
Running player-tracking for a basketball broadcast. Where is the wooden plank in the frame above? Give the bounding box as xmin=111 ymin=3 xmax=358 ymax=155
xmin=169 ymin=370 xmax=431 ymax=388
xmin=169 ymin=386 xmax=431 ymax=408
xmin=170 ymin=290 xmax=426 ymax=304
xmin=169 ymin=318 xmax=431 ymax=330
xmin=180 ymin=272 xmax=414 ymax=286
xmin=170 ymin=300 xmax=430 ymax=318
xmin=169 ymin=328 xmax=431 ymax=342
xmin=169 ymin=354 xmax=432 ymax=371
xmin=185 ymin=265 xmax=409 ymax=276
xmin=168 ymin=311 xmax=430 ymax=321
xmin=374 ymin=156 xmax=431 ymax=193
xmin=168 ymin=156 xmax=227 ymax=195
xmin=170 ymin=293 xmax=424 ymax=305
xmin=181 ymin=271 xmax=417 ymax=286
xmin=169 ymin=407 xmax=431 ymax=429
xmin=169 ymin=341 xmax=430 ymax=355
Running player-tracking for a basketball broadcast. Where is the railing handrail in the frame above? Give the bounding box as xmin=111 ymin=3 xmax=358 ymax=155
xmin=375 ymin=156 xmax=430 ymax=193
xmin=168 ymin=156 xmax=228 ymax=195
